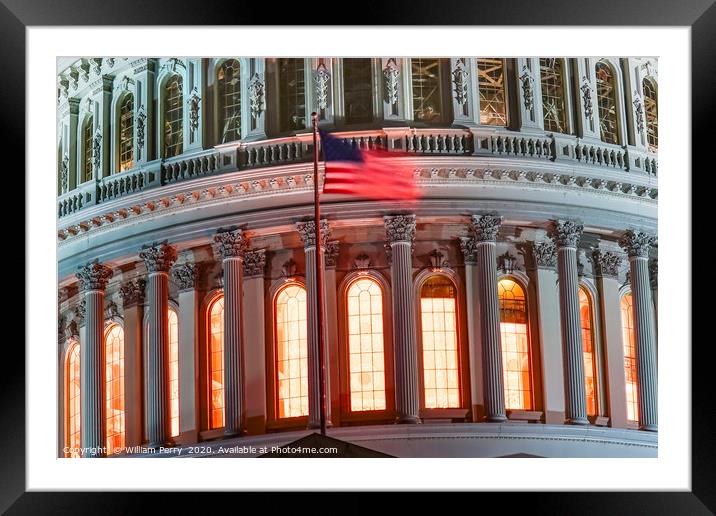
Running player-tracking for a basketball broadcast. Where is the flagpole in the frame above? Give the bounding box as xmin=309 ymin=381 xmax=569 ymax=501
xmin=311 ymin=112 xmax=327 ymax=437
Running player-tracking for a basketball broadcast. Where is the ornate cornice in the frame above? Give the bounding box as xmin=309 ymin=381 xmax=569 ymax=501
xmin=76 ymin=260 xmax=113 ymax=291
xmin=549 ymin=219 xmax=584 ymax=248
xmin=296 ymin=219 xmax=329 ymax=250
xmin=532 ymin=240 xmax=557 ymax=268
xmin=384 ymin=214 xmax=416 ymax=244
xmin=171 ymin=262 xmax=199 ymax=291
xmin=243 ymin=249 xmax=267 ymax=278
xmin=619 ymin=229 xmax=655 ymax=258
xmin=213 ymin=228 xmax=247 ymax=259
xmin=459 ymin=236 xmax=478 ymax=264
xmin=324 ymin=241 xmax=340 ymax=268
xmin=139 ymin=241 xmax=177 ymax=272
xmin=470 ymin=214 xmax=502 ymax=242
xmin=119 ymin=278 xmax=146 ymax=306
xmin=592 ymin=250 xmax=622 ymax=278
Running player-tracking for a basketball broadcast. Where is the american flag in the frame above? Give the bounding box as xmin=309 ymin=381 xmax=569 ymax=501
xmin=319 ymin=130 xmax=420 ymax=201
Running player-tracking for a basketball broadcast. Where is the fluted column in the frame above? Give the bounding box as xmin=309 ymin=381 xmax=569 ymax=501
xmin=550 ymin=220 xmax=589 ymax=425
xmin=76 ymin=260 xmax=113 ymax=457
xmin=297 ymin=219 xmax=332 ymax=429
xmin=620 ymin=230 xmax=658 ymax=432
xmin=214 ymin=229 xmax=247 ymax=437
xmin=384 ymin=215 xmax=420 ymax=423
xmin=470 ymin=215 xmax=506 ymax=422
xmin=139 ymin=241 xmax=177 ymax=448
xmin=459 ymin=237 xmax=484 ymax=421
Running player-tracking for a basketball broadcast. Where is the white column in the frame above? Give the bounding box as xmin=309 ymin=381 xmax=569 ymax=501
xmin=296 ymin=219 xmax=332 ymax=429
xmin=459 ymin=237 xmax=484 ymax=421
xmin=551 ymin=220 xmax=589 ymax=425
xmin=213 ymin=229 xmax=247 ymax=437
xmin=470 ymin=215 xmax=507 ymax=422
xmin=75 ymin=261 xmax=113 ymax=457
xmin=324 ymin=241 xmax=341 ymax=425
xmin=620 ymin=230 xmax=658 ymax=432
xmin=139 ymin=241 xmax=177 ymax=448
xmin=384 ymin=215 xmax=421 ymax=423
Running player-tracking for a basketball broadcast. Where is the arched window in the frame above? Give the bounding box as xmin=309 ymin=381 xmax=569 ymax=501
xmin=343 ymin=58 xmax=374 ymax=125
xmin=346 ymin=278 xmax=386 ymax=412
xmin=163 ymin=75 xmax=183 ymax=158
xmin=620 ymin=293 xmax=639 ymax=422
xmin=411 ymin=58 xmax=445 ymax=123
xmin=595 ymin=62 xmax=619 ymax=144
xmin=66 ymin=342 xmax=81 ymax=457
xmin=105 ymin=323 xmax=125 ymax=454
xmin=498 ymin=278 xmax=532 ymax=410
xmin=278 ymin=58 xmax=306 ymax=132
xmin=275 ymin=284 xmax=309 ymax=417
xmin=168 ymin=308 xmax=179 ymax=437
xmin=118 ymin=94 xmax=134 ymax=172
xmin=579 ymin=287 xmax=598 ymax=416
xmin=419 ymin=275 xmax=460 ymax=408
xmin=82 ymin=115 xmax=93 ymax=182
xmin=208 ymin=295 xmax=225 ymax=429
xmin=217 ymin=60 xmax=241 ymax=143
xmin=477 ymin=58 xmax=507 ymax=126
xmin=643 ymin=78 xmax=658 ymax=151
xmin=540 ymin=58 xmax=567 ymax=133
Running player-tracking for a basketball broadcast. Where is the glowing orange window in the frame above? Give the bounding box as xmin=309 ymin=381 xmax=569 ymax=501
xmin=208 ymin=296 xmax=225 ymax=428
xmin=347 ymin=278 xmax=386 ymax=412
xmin=168 ymin=309 xmax=179 ymax=437
xmin=420 ymin=275 xmax=460 ymax=408
xmin=105 ymin=324 xmax=125 ymax=454
xmin=498 ymin=278 xmax=532 ymax=410
xmin=66 ymin=343 xmax=81 ymax=458
xmin=275 ymin=284 xmax=309 ymax=418
xmin=621 ymin=293 xmax=639 ymax=422
xmin=579 ymin=287 xmax=598 ymax=416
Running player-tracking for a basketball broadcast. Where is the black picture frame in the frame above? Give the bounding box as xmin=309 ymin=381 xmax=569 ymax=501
xmin=7 ymin=0 xmax=711 ymax=512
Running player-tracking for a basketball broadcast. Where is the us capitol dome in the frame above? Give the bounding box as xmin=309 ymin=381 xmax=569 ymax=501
xmin=56 ymin=57 xmax=658 ymax=458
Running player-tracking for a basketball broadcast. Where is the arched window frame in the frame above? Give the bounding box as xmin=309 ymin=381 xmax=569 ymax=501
xmin=103 ymin=319 xmax=126 ymax=455
xmin=407 ymin=58 xmax=452 ymax=126
xmin=266 ymin=277 xmax=310 ymax=428
xmin=337 ymin=270 xmax=394 ymax=423
xmin=414 ymin=267 xmax=469 ymax=417
xmin=339 ymin=58 xmax=381 ymax=127
xmin=642 ymin=76 xmax=658 ymax=152
xmin=112 ymin=89 xmax=135 ymax=173
xmin=213 ymin=58 xmax=247 ymax=145
xmin=594 ymin=58 xmax=627 ymax=146
xmin=578 ymin=280 xmax=607 ymax=418
xmin=539 ymin=57 xmax=573 ymax=134
xmin=64 ymin=338 xmax=81 ymax=458
xmin=157 ymin=62 xmax=187 ymax=160
xmin=619 ymin=288 xmax=639 ymax=425
xmin=79 ymin=113 xmax=94 ymax=184
xmin=204 ymin=290 xmax=225 ymax=431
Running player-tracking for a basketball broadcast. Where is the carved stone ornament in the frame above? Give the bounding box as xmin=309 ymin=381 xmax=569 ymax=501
xmin=498 ymin=251 xmax=518 ymax=274
xmin=549 ymin=219 xmax=584 ymax=248
xmin=428 ymin=249 xmax=449 ymax=271
xmin=119 ymin=278 xmax=146 ymax=306
xmin=187 ymin=87 xmax=201 ymax=133
xmin=533 ymin=240 xmax=557 ymax=268
xmin=296 ymin=219 xmax=329 ymax=250
xmin=282 ymin=258 xmax=297 ymax=278
xmin=248 ymin=73 xmax=265 ymax=120
xmin=324 ymin=241 xmax=340 ymax=268
xmin=470 ymin=214 xmax=502 ymax=243
xmin=243 ymin=249 xmax=267 ymax=277
xmin=384 ymin=214 xmax=416 ymax=244
xmin=136 ymin=106 xmax=146 ymax=159
xmin=73 ymin=300 xmax=86 ymax=324
xmin=633 ymin=92 xmax=645 ymax=135
xmin=592 ymin=250 xmax=622 ymax=278
xmin=384 ymin=243 xmax=393 ymax=265
xmin=452 ymin=60 xmax=469 ymax=106
xmin=171 ymin=262 xmax=199 ymax=290
xmin=314 ymin=63 xmax=331 ymax=111
xmin=105 ymin=300 xmax=120 ymax=319
xmin=139 ymin=241 xmax=178 ymax=272
xmin=90 ymin=58 xmax=102 ymax=75
xmin=619 ymin=229 xmax=655 ymax=258
xmin=213 ymin=229 xmax=247 ymax=259
xmin=580 ymin=77 xmax=593 ymax=119
xmin=353 ymin=253 xmax=371 ymax=270
xmin=65 ymin=319 xmax=80 ymax=340
xmin=92 ymin=130 xmax=102 ymax=174
xmin=519 ymin=66 xmax=534 ymax=111
xmin=383 ymin=59 xmax=400 ymax=106
xmin=60 ymin=153 xmax=69 ymax=193
xmin=459 ymin=236 xmax=478 ymax=264
xmin=76 ymin=260 xmax=113 ymax=291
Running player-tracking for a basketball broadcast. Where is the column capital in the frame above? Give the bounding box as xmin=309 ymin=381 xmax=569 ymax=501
xmin=213 ymin=228 xmax=247 ymax=259
xmin=243 ymin=249 xmax=267 ymax=278
xmin=592 ymin=250 xmax=623 ymax=278
xmin=76 ymin=260 xmax=113 ymax=292
xmin=459 ymin=236 xmax=478 ymax=264
xmin=470 ymin=214 xmax=502 ymax=242
xmin=549 ymin=219 xmax=584 ymax=248
xmin=139 ymin=241 xmax=178 ymax=272
xmin=171 ymin=263 xmax=200 ymax=291
xmin=119 ymin=278 xmax=146 ymax=307
xmin=532 ymin=240 xmax=557 ymax=268
xmin=619 ymin=229 xmax=655 ymax=258
xmin=324 ymin=240 xmax=340 ymax=268
xmin=384 ymin=214 xmax=416 ymax=244
xmin=296 ymin=218 xmax=329 ymax=250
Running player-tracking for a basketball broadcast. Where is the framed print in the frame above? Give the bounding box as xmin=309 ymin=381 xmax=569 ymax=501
xmin=7 ymin=0 xmax=711 ymax=511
